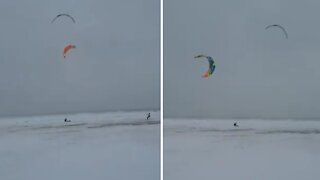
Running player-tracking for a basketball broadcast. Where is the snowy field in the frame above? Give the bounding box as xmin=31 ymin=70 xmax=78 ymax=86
xmin=164 ymin=118 xmax=320 ymax=180
xmin=0 ymin=111 xmax=160 ymax=180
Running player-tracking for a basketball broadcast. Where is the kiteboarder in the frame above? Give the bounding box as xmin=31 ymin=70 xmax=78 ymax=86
xmin=234 ymin=122 xmax=238 ymax=127
xmin=64 ymin=118 xmax=71 ymax=122
xmin=146 ymin=113 xmax=151 ymax=120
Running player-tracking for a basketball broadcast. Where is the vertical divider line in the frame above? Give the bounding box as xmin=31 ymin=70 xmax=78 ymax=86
xmin=160 ymin=0 xmax=164 ymax=179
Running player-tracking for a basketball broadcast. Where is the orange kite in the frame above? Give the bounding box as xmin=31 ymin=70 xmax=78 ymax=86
xmin=63 ymin=44 xmax=76 ymax=58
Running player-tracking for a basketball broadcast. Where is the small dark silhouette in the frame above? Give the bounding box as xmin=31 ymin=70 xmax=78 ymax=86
xmin=64 ymin=118 xmax=71 ymax=122
xmin=234 ymin=122 xmax=238 ymax=127
xmin=146 ymin=113 xmax=151 ymax=120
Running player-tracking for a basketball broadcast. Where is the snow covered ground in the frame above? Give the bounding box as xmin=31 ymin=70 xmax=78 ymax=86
xmin=0 ymin=111 xmax=160 ymax=180
xmin=164 ymin=118 xmax=320 ymax=180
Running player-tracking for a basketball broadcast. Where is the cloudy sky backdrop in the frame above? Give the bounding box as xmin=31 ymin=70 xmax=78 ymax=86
xmin=0 ymin=0 xmax=160 ymax=117
xmin=164 ymin=0 xmax=320 ymax=119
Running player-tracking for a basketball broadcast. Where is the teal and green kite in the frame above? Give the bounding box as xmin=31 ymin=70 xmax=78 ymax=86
xmin=194 ymin=55 xmax=216 ymax=78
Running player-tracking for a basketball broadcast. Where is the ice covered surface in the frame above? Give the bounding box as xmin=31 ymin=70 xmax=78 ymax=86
xmin=164 ymin=118 xmax=320 ymax=180
xmin=0 ymin=111 xmax=160 ymax=180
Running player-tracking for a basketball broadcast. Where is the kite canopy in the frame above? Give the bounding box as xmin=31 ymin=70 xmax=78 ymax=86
xmin=51 ymin=14 xmax=76 ymax=23
xmin=194 ymin=55 xmax=215 ymax=78
xmin=63 ymin=44 xmax=76 ymax=58
xmin=265 ymin=24 xmax=288 ymax=39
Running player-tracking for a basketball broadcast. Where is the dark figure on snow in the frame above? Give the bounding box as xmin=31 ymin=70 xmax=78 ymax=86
xmin=234 ymin=122 xmax=238 ymax=127
xmin=64 ymin=118 xmax=71 ymax=122
xmin=146 ymin=113 xmax=151 ymax=120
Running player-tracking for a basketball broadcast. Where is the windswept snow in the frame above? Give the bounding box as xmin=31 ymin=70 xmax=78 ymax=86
xmin=164 ymin=118 xmax=320 ymax=180
xmin=0 ymin=111 xmax=160 ymax=180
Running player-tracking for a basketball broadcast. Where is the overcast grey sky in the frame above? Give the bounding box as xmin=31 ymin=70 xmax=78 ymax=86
xmin=164 ymin=0 xmax=320 ymax=119
xmin=0 ymin=0 xmax=159 ymax=117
